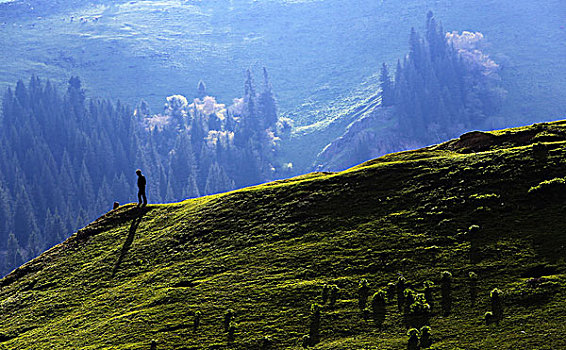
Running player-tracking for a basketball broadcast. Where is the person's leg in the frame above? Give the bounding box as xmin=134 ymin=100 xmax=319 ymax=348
xmin=142 ymin=191 xmax=147 ymax=206
xmin=138 ymin=191 xmax=142 ymax=206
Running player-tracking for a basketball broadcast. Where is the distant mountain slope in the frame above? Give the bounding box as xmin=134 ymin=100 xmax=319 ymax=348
xmin=299 ymin=12 xmax=510 ymax=173
xmin=1 ymin=120 xmax=565 ymax=349
xmin=0 ymin=0 xmax=564 ymax=125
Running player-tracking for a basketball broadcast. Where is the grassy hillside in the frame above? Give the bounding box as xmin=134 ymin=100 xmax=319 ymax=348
xmin=1 ymin=121 xmax=566 ymax=349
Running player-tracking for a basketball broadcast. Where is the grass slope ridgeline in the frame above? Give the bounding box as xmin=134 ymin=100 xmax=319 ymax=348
xmin=1 ymin=121 xmax=566 ymax=349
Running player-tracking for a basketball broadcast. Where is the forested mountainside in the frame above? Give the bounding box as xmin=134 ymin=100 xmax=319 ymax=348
xmin=1 ymin=0 xmax=564 ymax=127
xmin=312 ymin=13 xmax=505 ymax=171
xmin=0 ymin=69 xmax=289 ymax=275
xmin=0 ymin=10 xmax=557 ymax=277
xmin=0 ymin=121 xmax=565 ymax=349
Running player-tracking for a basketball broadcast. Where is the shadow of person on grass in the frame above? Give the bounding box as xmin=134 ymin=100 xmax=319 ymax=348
xmin=111 ymin=207 xmax=146 ymax=277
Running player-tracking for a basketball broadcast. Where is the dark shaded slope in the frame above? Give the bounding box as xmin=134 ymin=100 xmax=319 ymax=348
xmin=0 ymin=121 xmax=565 ymax=349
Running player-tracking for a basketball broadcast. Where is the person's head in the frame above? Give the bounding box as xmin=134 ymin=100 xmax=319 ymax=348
xmin=136 ymin=169 xmax=142 ymax=176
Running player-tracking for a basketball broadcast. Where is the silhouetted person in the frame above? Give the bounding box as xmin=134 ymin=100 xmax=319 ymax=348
xmin=136 ymin=169 xmax=147 ymax=206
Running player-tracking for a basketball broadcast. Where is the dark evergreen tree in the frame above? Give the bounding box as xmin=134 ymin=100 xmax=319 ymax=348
xmin=407 ymin=328 xmax=419 ymax=350
xmin=66 ymin=76 xmax=86 ymax=119
xmin=380 ymin=63 xmax=394 ymax=107
xmin=166 ymin=131 xmax=198 ymax=200
xmin=235 ymin=69 xmax=258 ymax=146
xmin=490 ymin=288 xmax=503 ymax=322
xmin=44 ymin=208 xmax=67 ymax=248
xmin=440 ymin=271 xmax=452 ymax=316
xmin=13 ymin=188 xmax=39 ymax=246
xmin=193 ymin=310 xmax=201 ymax=332
xmin=14 ymin=79 xmax=28 ymax=108
xmin=197 ymin=80 xmax=207 ymax=99
xmin=328 ymin=285 xmax=339 ymax=307
xmin=468 ymin=224 xmax=481 ymax=263
xmin=423 ymin=280 xmax=434 ymax=312
xmin=396 ymin=276 xmax=406 ymax=312
xmin=469 ymin=271 xmax=478 ymax=307
xmin=258 ymin=67 xmax=278 ymax=127
xmin=204 ymin=162 xmax=235 ymax=195
xmin=321 ymin=284 xmax=330 ymax=304
xmin=370 ymin=290 xmax=387 ymax=327
xmin=420 ymin=325 xmax=433 ymax=348
xmin=358 ymin=278 xmax=370 ymax=311
xmin=26 ymin=230 xmax=43 ymax=260
xmin=308 ymin=303 xmax=322 ymax=346
xmin=224 ymin=309 xmax=234 ymax=332
xmin=5 ymin=233 xmax=23 ymax=273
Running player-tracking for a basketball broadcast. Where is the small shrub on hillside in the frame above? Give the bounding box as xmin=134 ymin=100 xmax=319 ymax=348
xmin=396 ymin=276 xmax=407 ymax=312
xmin=358 ymin=279 xmax=371 ymax=311
xmin=423 ymin=280 xmax=434 ymax=311
xmin=370 ymin=290 xmax=387 ymax=327
xmin=532 ymin=142 xmax=548 ymax=160
xmin=224 ymin=309 xmax=235 ymax=332
xmin=484 ymin=311 xmax=495 ymax=325
xmin=362 ymin=307 xmax=371 ymax=320
xmin=419 ymin=326 xmax=433 ymax=348
xmin=468 ymin=272 xmax=478 ymax=307
xmin=468 ymin=225 xmax=481 ymax=262
xmin=468 ymin=225 xmax=480 ymax=235
xmin=408 ymin=292 xmax=431 ymax=328
xmin=409 ymin=294 xmax=429 ymax=315
xmin=490 ymin=288 xmax=503 ymax=322
xmin=321 ymin=285 xmax=330 ymax=304
xmin=260 ymin=335 xmax=273 ymax=349
xmin=194 ymin=310 xmax=202 ymax=331
xmin=528 ymin=178 xmax=566 ymax=200
xmin=301 ymin=335 xmax=311 ymax=348
xmin=308 ymin=303 xmax=322 ymax=345
xmin=386 ymin=282 xmax=396 ymax=298
xmin=403 ymin=288 xmax=417 ymax=315
xmin=407 ymin=328 xmax=420 ymax=350
xmin=150 ymin=340 xmax=157 ymax=350
xmin=440 ymin=271 xmax=452 ymax=316
xmin=329 ymin=285 xmax=340 ymax=307
xmin=227 ymin=321 xmax=237 ymax=342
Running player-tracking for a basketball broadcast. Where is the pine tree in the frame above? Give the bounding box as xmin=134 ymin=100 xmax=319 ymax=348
xmin=79 ymin=160 xmax=95 ymax=206
xmin=380 ymin=63 xmax=394 ymax=107
xmin=204 ymin=162 xmax=235 ymax=195
xmin=44 ymin=208 xmax=68 ymax=248
xmin=26 ymin=230 xmax=43 ymax=261
xmin=358 ymin=278 xmax=371 ymax=311
xmin=5 ymin=233 xmax=23 ymax=273
xmin=13 ymin=188 xmax=39 ymax=246
xmin=66 ymin=76 xmax=86 ymax=119
xmin=15 ymin=79 xmax=28 ymax=108
xmin=167 ymin=132 xmax=198 ymax=198
xmin=440 ymin=271 xmax=452 ymax=316
xmin=308 ymin=303 xmax=322 ymax=346
xmin=236 ymin=69 xmax=259 ymax=146
xmin=371 ymin=290 xmax=387 ymax=327
xmin=258 ymin=67 xmax=278 ymax=127
xmin=409 ymin=27 xmax=423 ymax=69
xmin=197 ymin=80 xmax=207 ymax=99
